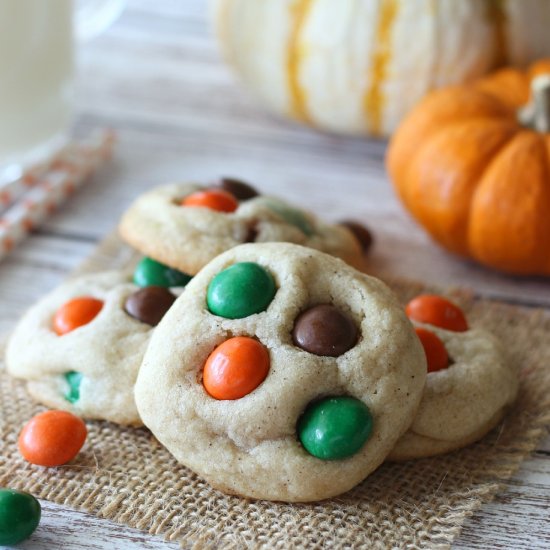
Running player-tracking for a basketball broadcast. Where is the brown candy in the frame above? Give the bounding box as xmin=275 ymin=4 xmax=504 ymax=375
xmin=216 ymin=178 xmax=259 ymax=201
xmin=244 ymin=221 xmax=259 ymax=243
xmin=292 ymin=304 xmax=358 ymax=357
xmin=339 ymin=220 xmax=373 ymax=253
xmin=124 ymin=287 xmax=176 ymax=326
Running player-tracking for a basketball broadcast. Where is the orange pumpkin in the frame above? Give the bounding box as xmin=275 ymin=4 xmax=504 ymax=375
xmin=387 ymin=59 xmax=550 ymax=276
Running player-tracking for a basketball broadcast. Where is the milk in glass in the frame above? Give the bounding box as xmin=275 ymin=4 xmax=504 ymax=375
xmin=0 ymin=0 xmax=72 ymax=178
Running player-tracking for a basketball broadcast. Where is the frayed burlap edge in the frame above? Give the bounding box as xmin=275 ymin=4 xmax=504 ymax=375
xmin=1 ymin=231 xmax=550 ymax=549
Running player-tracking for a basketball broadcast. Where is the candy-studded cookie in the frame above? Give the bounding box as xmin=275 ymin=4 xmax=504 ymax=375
xmin=6 ymin=271 xmax=182 ymax=426
xmin=388 ymin=295 xmax=518 ymax=461
xmin=134 ymin=243 xmax=426 ymax=502
xmin=119 ymin=179 xmax=371 ymax=275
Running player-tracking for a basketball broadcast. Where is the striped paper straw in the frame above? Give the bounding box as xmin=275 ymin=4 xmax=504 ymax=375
xmin=0 ymin=130 xmax=115 ymax=261
xmin=0 ymin=137 xmax=103 ymax=214
xmin=0 ymin=162 xmax=52 ymax=214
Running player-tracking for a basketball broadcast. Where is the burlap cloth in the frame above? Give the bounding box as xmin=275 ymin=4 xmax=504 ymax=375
xmin=1 ymin=232 xmax=550 ymax=549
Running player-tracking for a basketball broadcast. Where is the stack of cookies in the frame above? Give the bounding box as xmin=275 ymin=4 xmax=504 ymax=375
xmin=5 ymin=177 xmax=518 ymax=502
xmin=118 ymin=178 xmax=372 ymax=274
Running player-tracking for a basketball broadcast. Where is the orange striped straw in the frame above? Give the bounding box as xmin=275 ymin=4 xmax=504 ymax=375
xmin=0 ymin=130 xmax=115 ymax=261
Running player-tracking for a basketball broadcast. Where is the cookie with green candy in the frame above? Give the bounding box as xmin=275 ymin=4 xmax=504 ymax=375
xmin=119 ymin=179 xmax=371 ymax=275
xmin=133 ymin=256 xmax=192 ymax=287
xmin=6 ymin=270 xmax=185 ymax=426
xmin=135 ymin=243 xmax=425 ymax=502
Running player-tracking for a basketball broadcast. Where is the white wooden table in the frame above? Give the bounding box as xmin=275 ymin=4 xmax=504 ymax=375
xmin=1 ymin=1 xmax=549 ymax=548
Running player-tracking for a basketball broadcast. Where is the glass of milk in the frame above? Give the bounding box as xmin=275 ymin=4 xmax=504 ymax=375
xmin=0 ymin=0 xmax=124 ymax=183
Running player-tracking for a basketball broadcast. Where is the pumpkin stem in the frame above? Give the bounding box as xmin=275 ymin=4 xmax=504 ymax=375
xmin=518 ymin=75 xmax=550 ymax=133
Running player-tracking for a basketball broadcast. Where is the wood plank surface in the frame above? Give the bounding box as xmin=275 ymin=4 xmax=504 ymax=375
xmin=10 ymin=501 xmax=178 ymax=550
xmin=1 ymin=1 xmax=549 ymax=548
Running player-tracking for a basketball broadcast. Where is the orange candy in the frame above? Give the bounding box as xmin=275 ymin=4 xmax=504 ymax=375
xmin=182 ymin=189 xmax=238 ymax=213
xmin=405 ymin=294 xmax=468 ymax=332
xmin=53 ymin=297 xmax=103 ymax=336
xmin=415 ymin=327 xmax=449 ymax=373
xmin=203 ymin=336 xmax=270 ymax=400
xmin=18 ymin=410 xmax=87 ymax=467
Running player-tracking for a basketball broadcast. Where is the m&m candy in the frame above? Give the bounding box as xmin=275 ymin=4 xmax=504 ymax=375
xmin=216 ymin=178 xmax=259 ymax=201
xmin=207 ymin=262 xmax=276 ymax=319
xmin=203 ymin=336 xmax=270 ymax=400
xmin=292 ymin=304 xmax=358 ymax=357
xmin=339 ymin=220 xmax=374 ymax=254
xmin=133 ymin=257 xmax=192 ymax=288
xmin=0 ymin=488 xmax=41 ymax=545
xmin=182 ymin=189 xmax=238 ymax=213
xmin=415 ymin=327 xmax=449 ymax=373
xmin=64 ymin=371 xmax=83 ymax=403
xmin=298 ymin=396 xmax=373 ymax=460
xmin=18 ymin=410 xmax=87 ymax=467
xmin=262 ymin=198 xmax=314 ymax=236
xmin=124 ymin=286 xmax=176 ymax=326
xmin=53 ymin=297 xmax=103 ymax=336
xmin=406 ymin=294 xmax=468 ymax=332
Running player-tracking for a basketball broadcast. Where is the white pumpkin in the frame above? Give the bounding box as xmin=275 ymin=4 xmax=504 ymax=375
xmin=212 ymin=0 xmax=550 ymax=137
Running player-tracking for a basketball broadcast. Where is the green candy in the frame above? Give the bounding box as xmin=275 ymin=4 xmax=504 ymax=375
xmin=133 ymin=257 xmax=192 ymax=288
xmin=0 ymin=488 xmax=41 ymax=545
xmin=64 ymin=371 xmax=83 ymax=404
xmin=262 ymin=198 xmax=314 ymax=236
xmin=207 ymin=262 xmax=276 ymax=319
xmin=298 ymin=396 xmax=373 ymax=460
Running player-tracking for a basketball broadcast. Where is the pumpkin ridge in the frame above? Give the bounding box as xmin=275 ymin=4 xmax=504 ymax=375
xmin=462 ymin=126 xmax=520 ymax=256
xmin=388 ymin=115 xmax=519 ymax=222
xmin=468 ymin=131 xmax=550 ymax=274
xmin=363 ymin=0 xmax=399 ymax=136
xmin=391 ymin=122 xmax=454 ymax=214
xmin=387 ymin=86 xmax=514 ymax=187
xmin=475 ymin=68 xmax=530 ymax=108
xmin=287 ymin=0 xmax=314 ymax=123
xmin=403 ymin=119 xmax=518 ymax=255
